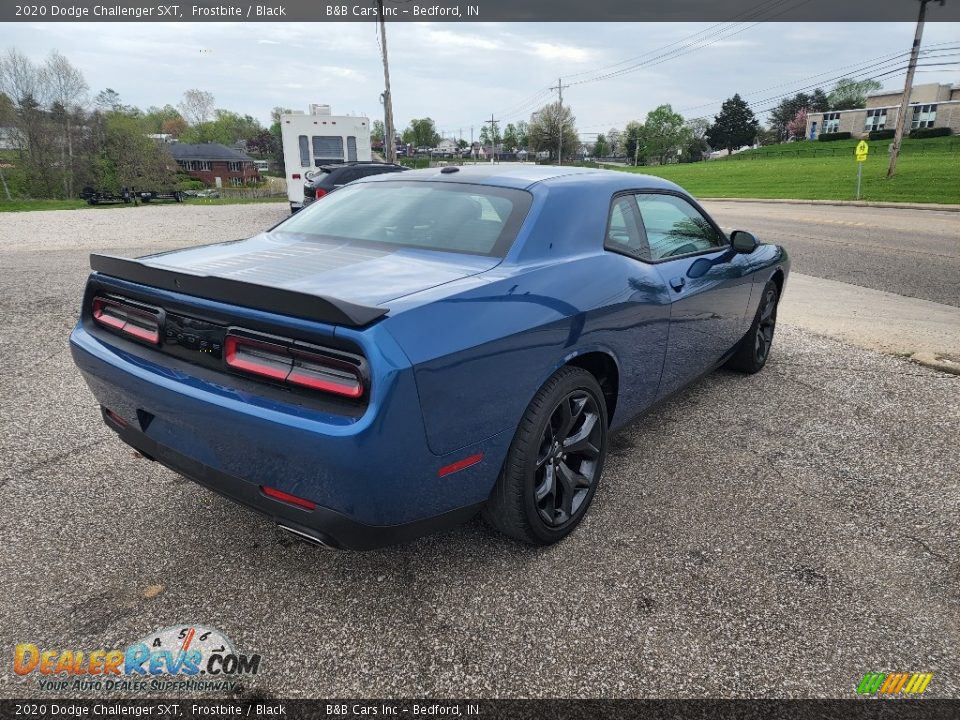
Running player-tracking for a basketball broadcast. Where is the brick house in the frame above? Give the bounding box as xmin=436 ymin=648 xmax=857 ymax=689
xmin=805 ymin=83 xmax=960 ymax=140
xmin=168 ymin=143 xmax=260 ymax=187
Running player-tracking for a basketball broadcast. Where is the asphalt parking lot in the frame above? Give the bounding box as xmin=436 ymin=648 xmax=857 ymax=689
xmin=1 ymin=203 xmax=957 ymax=699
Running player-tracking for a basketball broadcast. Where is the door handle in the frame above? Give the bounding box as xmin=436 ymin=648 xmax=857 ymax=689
xmin=669 ymin=276 xmax=686 ymax=292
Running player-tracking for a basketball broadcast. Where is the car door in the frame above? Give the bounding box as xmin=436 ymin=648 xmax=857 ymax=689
xmin=632 ymin=192 xmax=755 ymax=399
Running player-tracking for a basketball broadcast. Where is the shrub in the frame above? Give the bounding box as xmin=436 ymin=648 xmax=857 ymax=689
xmin=909 ymin=126 xmax=952 ymax=139
xmin=817 ymin=132 xmax=852 ymax=142
xmin=869 ymin=129 xmax=896 ymax=140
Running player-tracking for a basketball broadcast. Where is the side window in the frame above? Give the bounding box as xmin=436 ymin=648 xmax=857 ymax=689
xmin=347 ymin=136 xmax=358 ymax=161
xmin=298 ymin=135 xmax=310 ymax=168
xmin=635 ymin=194 xmax=724 ymax=260
xmin=605 ymin=195 xmax=649 ymax=259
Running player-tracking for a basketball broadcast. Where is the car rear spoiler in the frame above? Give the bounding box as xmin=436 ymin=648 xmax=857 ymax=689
xmin=89 ymin=254 xmax=389 ymax=328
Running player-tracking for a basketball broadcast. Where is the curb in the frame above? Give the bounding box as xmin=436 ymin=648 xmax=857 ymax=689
xmin=699 ymin=198 xmax=960 ymax=212
xmin=910 ymin=352 xmax=960 ymax=376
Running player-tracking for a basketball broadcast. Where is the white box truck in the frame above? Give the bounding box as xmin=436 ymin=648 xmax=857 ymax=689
xmin=280 ymin=104 xmax=372 ymax=212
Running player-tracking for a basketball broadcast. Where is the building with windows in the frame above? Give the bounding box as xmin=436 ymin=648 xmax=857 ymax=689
xmin=805 ymin=83 xmax=960 ymax=139
xmin=167 ymin=143 xmax=260 ymax=187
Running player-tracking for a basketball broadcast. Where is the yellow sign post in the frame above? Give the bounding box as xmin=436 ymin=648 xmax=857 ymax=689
xmin=855 ymin=140 xmax=869 ymax=199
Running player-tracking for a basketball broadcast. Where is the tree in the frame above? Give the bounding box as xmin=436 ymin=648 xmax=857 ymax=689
xmin=756 ymin=125 xmax=779 ymax=146
xmin=141 ymin=104 xmax=183 ymax=134
xmin=502 ymin=123 xmax=519 ymax=152
xmin=770 ymin=90 xmax=826 ymax=141
xmin=592 ymin=133 xmax=607 ymax=158
xmin=371 ymin=119 xmax=385 ymax=144
xmin=527 ymin=101 xmax=578 ymax=161
xmin=828 ymin=78 xmax=882 ymax=111
xmin=786 ymin=109 xmax=808 ymax=140
xmin=706 ymin=94 xmax=759 ymax=153
xmin=607 ymin=128 xmax=621 ymax=156
xmin=514 ymin=120 xmax=529 ymax=150
xmin=681 ymin=117 xmax=710 ymax=163
xmin=94 ymin=88 xmax=123 ymax=112
xmin=94 ymin=112 xmax=174 ymax=192
xmin=403 ymin=117 xmax=440 ymax=148
xmin=643 ymin=104 xmax=689 ymax=165
xmin=44 ymin=52 xmax=86 ymax=198
xmin=178 ymin=89 xmax=215 ymax=126
xmin=622 ymin=121 xmax=645 ymax=165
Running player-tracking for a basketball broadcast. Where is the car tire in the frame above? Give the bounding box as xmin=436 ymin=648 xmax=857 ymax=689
xmin=482 ymin=366 xmax=608 ymax=545
xmin=725 ymin=280 xmax=779 ymax=374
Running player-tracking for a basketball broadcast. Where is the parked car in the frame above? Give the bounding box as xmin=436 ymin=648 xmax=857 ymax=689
xmin=300 ymin=162 xmax=407 ymax=210
xmin=70 ymin=167 xmax=789 ymax=550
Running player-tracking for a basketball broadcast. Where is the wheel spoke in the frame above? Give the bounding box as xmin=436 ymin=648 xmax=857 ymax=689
xmin=562 ymin=413 xmax=600 ymax=457
xmin=535 ymin=464 xmax=556 ymax=502
xmin=558 ymin=460 xmax=592 ymax=491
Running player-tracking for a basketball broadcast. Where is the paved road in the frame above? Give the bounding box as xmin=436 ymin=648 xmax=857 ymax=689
xmin=0 ymin=204 xmax=957 ymax=699
xmin=702 ymin=201 xmax=960 ymax=307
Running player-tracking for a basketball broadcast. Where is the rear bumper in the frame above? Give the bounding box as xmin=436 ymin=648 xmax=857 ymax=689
xmin=70 ymin=321 xmax=508 ymax=548
xmin=103 ymin=408 xmax=481 ymax=550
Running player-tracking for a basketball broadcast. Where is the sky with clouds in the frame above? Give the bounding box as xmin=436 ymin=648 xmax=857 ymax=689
xmin=2 ymin=21 xmax=958 ymax=139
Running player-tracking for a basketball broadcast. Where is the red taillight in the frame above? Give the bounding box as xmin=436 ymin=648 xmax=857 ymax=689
xmin=92 ymin=296 xmax=160 ymax=345
xmin=261 ymin=485 xmax=316 ymax=511
xmin=224 ymin=335 xmax=291 ymax=381
xmin=225 ymin=334 xmax=365 ymax=399
xmin=287 ymin=353 xmax=363 ymax=398
xmin=292 ymin=173 xmax=301 ymax=180
xmin=314 ymin=188 xmax=328 ymax=200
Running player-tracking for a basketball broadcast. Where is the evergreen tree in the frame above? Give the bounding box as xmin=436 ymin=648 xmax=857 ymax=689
xmin=705 ymin=94 xmax=758 ymax=154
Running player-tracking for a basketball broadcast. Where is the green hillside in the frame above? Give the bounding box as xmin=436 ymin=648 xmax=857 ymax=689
xmin=608 ymin=137 xmax=960 ymax=204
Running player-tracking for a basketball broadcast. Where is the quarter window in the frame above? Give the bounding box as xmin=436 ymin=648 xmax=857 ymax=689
xmin=604 ymin=195 xmax=649 ymax=259
xmin=347 ymin=136 xmax=358 ymax=162
xmin=635 ymin=194 xmax=724 ymax=260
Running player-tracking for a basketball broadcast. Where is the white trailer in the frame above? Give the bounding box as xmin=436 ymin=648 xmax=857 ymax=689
xmin=280 ymin=104 xmax=372 ymax=212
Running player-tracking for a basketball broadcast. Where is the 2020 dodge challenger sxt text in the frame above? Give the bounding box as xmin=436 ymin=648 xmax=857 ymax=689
xmin=70 ymin=167 xmax=789 ymax=549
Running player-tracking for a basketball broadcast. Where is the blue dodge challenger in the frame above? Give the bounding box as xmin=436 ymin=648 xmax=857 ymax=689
xmin=70 ymin=167 xmax=789 ymax=549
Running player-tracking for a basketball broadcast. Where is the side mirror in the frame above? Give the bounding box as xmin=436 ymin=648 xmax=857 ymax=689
xmin=730 ymin=230 xmax=759 ymax=254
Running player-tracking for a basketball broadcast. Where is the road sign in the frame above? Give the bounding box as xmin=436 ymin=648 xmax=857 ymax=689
xmin=856 ymin=140 xmax=869 ymax=162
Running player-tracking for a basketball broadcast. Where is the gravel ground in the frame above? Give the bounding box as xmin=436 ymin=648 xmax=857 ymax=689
xmin=1 ymin=204 xmax=957 ymax=699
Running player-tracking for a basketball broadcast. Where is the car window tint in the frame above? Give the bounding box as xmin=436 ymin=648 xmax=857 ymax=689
xmin=276 ymin=181 xmax=532 ymax=257
xmin=635 ymin=194 xmax=723 ymax=260
xmin=605 ymin=195 xmax=649 ymax=259
xmin=335 ymin=169 xmax=359 ymax=184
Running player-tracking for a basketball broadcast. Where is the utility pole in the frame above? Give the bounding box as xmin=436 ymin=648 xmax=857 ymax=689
xmin=550 ymin=77 xmax=566 ymax=166
xmin=887 ymin=0 xmax=942 ymax=178
xmin=377 ymin=0 xmax=396 ymax=164
xmin=485 ymin=114 xmax=499 ymax=163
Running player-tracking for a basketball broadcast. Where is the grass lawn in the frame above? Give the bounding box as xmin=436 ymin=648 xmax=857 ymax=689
xmin=607 ymin=138 xmax=960 ymax=204
xmin=0 ymin=195 xmax=288 ymax=212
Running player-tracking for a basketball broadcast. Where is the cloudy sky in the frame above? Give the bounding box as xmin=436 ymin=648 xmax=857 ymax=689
xmin=3 ymin=21 xmax=959 ymax=138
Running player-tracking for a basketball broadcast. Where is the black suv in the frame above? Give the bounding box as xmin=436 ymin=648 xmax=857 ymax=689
xmin=301 ymin=162 xmax=407 ymax=210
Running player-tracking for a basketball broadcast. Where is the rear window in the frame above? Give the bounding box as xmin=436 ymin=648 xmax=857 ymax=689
xmin=275 ymin=181 xmax=532 ymax=257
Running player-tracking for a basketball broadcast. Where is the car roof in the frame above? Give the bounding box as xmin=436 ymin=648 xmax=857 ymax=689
xmin=355 ymin=165 xmax=686 ymax=193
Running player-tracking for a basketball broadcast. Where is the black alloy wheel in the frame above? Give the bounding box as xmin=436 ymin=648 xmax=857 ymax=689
xmin=483 ymin=366 xmax=608 ymax=545
xmin=534 ymin=390 xmax=603 ymax=527
xmin=754 ymin=285 xmax=778 ymax=365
